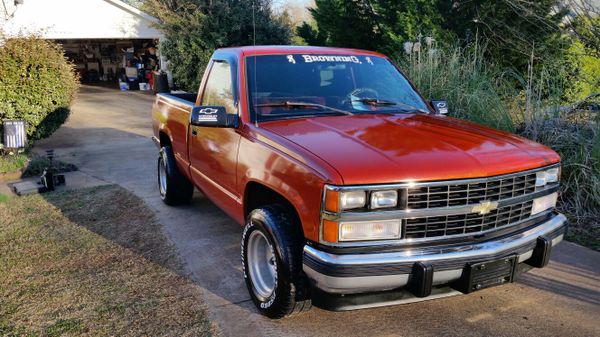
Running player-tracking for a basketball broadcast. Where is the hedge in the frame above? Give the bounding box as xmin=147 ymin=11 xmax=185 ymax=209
xmin=0 ymin=35 xmax=79 ymax=143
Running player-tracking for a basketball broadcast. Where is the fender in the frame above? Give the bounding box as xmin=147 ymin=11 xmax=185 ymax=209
xmin=156 ymin=122 xmax=193 ymax=181
xmin=242 ymin=177 xmax=305 ymax=223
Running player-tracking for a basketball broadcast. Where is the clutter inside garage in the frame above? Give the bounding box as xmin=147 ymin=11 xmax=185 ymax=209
xmin=57 ymin=39 xmax=168 ymax=92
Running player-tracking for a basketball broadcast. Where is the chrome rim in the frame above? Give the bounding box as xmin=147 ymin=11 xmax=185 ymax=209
xmin=247 ymin=229 xmax=277 ymax=300
xmin=158 ymin=156 xmax=167 ymax=197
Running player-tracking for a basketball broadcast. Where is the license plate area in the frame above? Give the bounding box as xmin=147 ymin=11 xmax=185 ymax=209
xmin=452 ymin=256 xmax=517 ymax=294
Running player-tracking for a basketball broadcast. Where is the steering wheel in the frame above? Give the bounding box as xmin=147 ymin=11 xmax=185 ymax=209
xmin=341 ymin=88 xmax=380 ymax=108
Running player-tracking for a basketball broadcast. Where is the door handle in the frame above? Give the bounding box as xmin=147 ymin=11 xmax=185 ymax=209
xmin=191 ymin=128 xmax=198 ymax=136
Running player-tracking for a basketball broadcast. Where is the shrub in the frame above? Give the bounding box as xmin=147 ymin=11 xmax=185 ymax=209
xmin=521 ymin=112 xmax=600 ymax=248
xmin=397 ymin=43 xmax=515 ymax=132
xmin=0 ymin=35 xmax=79 ymax=143
xmin=21 ymin=154 xmax=77 ymax=177
xmin=401 ymin=42 xmax=600 ymax=249
xmin=0 ymin=152 xmax=28 ymax=174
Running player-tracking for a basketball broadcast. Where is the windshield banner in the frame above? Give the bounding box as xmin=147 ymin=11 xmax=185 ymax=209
xmin=289 ymin=55 xmax=364 ymax=64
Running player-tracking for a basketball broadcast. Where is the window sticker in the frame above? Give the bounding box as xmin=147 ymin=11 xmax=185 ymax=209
xmin=301 ymin=55 xmax=362 ymax=64
xmin=287 ymin=55 xmax=296 ymax=64
xmin=366 ymin=56 xmax=374 ymax=65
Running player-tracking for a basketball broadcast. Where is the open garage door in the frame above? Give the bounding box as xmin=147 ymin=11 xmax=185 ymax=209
xmin=57 ymin=38 xmax=160 ymax=90
xmin=2 ymin=0 xmax=167 ymax=91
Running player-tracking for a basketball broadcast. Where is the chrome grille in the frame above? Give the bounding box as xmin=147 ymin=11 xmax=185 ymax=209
xmin=406 ymin=172 xmax=537 ymax=209
xmin=322 ymin=165 xmax=559 ymax=246
xmin=404 ymin=200 xmax=533 ymax=239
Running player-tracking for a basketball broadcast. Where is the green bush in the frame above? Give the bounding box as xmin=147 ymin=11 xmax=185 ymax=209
xmin=0 ymin=35 xmax=79 ymax=143
xmin=401 ymin=42 xmax=600 ymax=249
xmin=397 ymin=43 xmax=515 ymax=132
xmin=0 ymin=152 xmax=28 ymax=174
xmin=0 ymin=151 xmax=77 ymax=176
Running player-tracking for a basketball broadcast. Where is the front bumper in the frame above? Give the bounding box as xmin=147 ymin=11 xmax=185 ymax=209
xmin=303 ymin=213 xmax=567 ymax=295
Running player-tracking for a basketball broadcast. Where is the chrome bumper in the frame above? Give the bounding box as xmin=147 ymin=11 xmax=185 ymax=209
xmin=303 ymin=213 xmax=567 ymax=294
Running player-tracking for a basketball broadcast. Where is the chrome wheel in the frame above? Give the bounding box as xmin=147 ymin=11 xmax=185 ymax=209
xmin=247 ymin=229 xmax=277 ymax=300
xmin=158 ymin=156 xmax=167 ymax=197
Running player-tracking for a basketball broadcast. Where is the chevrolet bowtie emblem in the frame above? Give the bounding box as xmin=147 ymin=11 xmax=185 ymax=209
xmin=472 ymin=200 xmax=499 ymax=215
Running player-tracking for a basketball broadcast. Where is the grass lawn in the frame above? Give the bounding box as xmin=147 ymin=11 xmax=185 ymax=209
xmin=0 ymin=185 xmax=214 ymax=336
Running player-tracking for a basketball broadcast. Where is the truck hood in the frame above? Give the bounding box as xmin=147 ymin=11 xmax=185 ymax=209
xmin=260 ymin=114 xmax=560 ymax=185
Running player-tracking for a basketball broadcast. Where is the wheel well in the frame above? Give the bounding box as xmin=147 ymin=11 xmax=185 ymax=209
xmin=244 ymin=182 xmax=302 ymax=230
xmin=159 ymin=131 xmax=171 ymax=147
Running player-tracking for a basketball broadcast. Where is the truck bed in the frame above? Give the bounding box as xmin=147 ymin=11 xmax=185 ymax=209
xmin=157 ymin=93 xmax=198 ymax=106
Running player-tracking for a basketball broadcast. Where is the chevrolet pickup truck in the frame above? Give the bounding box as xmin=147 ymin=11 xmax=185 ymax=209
xmin=152 ymin=46 xmax=567 ymax=318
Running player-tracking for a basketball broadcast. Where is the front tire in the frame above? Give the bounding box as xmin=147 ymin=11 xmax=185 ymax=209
xmin=158 ymin=145 xmax=193 ymax=205
xmin=241 ymin=205 xmax=312 ymax=318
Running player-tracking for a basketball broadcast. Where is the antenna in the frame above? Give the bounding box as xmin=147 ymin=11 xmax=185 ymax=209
xmin=252 ymin=0 xmax=256 ymax=46
xmin=252 ymin=0 xmax=258 ymax=127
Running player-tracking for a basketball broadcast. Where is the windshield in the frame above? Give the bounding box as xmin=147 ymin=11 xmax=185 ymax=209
xmin=246 ymin=54 xmax=430 ymax=121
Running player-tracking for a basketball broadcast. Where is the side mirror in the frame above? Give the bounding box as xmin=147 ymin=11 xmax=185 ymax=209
xmin=430 ymin=100 xmax=448 ymax=115
xmin=190 ymin=106 xmax=238 ymax=128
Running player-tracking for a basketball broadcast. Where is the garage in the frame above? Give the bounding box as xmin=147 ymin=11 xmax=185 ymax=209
xmin=1 ymin=0 xmax=168 ymax=90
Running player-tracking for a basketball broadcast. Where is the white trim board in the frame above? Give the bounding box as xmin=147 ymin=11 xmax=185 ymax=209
xmin=1 ymin=0 xmax=163 ymax=39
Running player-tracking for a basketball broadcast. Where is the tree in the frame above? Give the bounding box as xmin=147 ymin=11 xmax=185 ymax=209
xmin=297 ymin=0 xmax=447 ymax=58
xmin=563 ymin=14 xmax=600 ymax=102
xmin=564 ymin=39 xmax=600 ymax=101
xmin=564 ymin=1 xmax=600 ymax=58
xmin=437 ymin=0 xmax=570 ymax=73
xmin=300 ymin=0 xmax=575 ymax=75
xmin=274 ymin=0 xmax=314 ymax=45
xmin=144 ymin=0 xmax=291 ymax=91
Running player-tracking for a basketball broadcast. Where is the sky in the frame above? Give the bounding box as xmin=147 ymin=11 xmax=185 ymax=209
xmin=272 ymin=0 xmax=313 ymax=23
xmin=118 ymin=0 xmax=314 ymax=22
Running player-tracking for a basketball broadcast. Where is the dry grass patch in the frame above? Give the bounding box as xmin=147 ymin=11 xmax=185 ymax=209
xmin=0 ymin=185 xmax=215 ymax=336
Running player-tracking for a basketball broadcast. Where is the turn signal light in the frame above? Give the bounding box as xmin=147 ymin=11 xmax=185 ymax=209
xmin=322 ymin=219 xmax=338 ymax=243
xmin=324 ymin=189 xmax=339 ymax=213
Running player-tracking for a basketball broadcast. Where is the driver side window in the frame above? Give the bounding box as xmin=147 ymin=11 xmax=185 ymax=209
xmin=202 ymin=61 xmax=236 ymax=114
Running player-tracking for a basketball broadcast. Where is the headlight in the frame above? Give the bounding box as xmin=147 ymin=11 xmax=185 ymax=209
xmin=339 ymin=220 xmax=401 ymax=241
xmin=340 ymin=191 xmax=366 ymax=210
xmin=531 ymin=192 xmax=558 ymax=215
xmin=370 ymin=190 xmax=398 ymax=209
xmin=536 ymin=167 xmax=560 ymax=187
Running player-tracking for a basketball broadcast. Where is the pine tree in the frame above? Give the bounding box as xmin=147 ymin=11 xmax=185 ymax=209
xmin=297 ymin=0 xmax=447 ymax=58
xmin=299 ymin=0 xmax=570 ymax=73
xmin=437 ymin=0 xmax=569 ymax=72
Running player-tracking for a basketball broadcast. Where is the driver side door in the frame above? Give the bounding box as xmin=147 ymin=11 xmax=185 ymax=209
xmin=189 ymin=59 xmax=242 ymax=207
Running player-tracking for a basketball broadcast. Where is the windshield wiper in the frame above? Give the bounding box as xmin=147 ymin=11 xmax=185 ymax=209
xmin=353 ymin=98 xmax=397 ymax=106
xmin=352 ymin=98 xmax=429 ymax=114
xmin=256 ymin=101 xmax=354 ymax=116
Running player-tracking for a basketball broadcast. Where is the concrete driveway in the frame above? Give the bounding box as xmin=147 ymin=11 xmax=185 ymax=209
xmin=36 ymin=86 xmax=600 ymax=337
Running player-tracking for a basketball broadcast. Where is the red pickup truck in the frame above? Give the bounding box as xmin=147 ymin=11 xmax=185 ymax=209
xmin=152 ymin=46 xmax=567 ymax=318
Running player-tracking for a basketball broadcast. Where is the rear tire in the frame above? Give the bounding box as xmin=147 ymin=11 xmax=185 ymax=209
xmin=158 ymin=145 xmax=193 ymax=205
xmin=241 ymin=205 xmax=312 ymax=318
